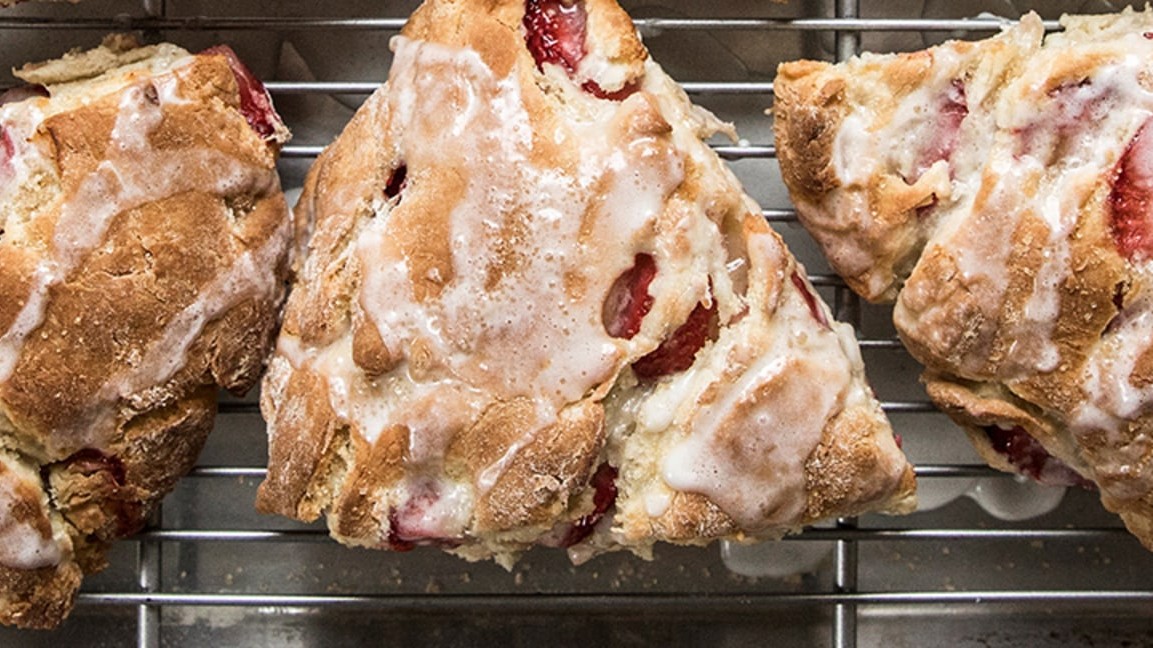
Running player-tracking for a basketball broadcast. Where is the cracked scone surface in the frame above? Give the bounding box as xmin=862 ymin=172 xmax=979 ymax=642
xmin=775 ymin=9 xmax=1153 ymax=548
xmin=0 ymin=38 xmax=291 ymax=627
xmin=258 ymin=0 xmax=914 ymax=565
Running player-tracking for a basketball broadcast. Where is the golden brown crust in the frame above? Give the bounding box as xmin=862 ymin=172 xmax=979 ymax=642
xmin=0 ymin=41 xmax=291 ymax=627
xmin=804 ymin=404 xmax=918 ymax=521
xmin=279 ymin=91 xmax=383 ymax=348
xmin=772 ymin=60 xmax=843 ymax=203
xmin=330 ymin=425 xmax=407 ymax=541
xmin=470 ymin=399 xmax=605 ymax=533
xmin=0 ymin=563 xmax=82 ymax=630
xmin=257 ymin=367 xmax=344 ymax=521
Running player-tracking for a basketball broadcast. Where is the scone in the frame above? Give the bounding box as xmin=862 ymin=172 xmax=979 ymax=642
xmin=257 ymin=0 xmax=914 ymax=565
xmin=0 ymin=36 xmax=291 ymax=627
xmin=775 ymin=10 xmax=1153 ymax=547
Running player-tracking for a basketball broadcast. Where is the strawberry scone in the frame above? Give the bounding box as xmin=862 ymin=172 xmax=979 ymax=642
xmin=0 ymin=36 xmax=291 ymax=627
xmin=257 ymin=0 xmax=914 ymax=565
xmin=775 ymin=10 xmax=1153 ymax=547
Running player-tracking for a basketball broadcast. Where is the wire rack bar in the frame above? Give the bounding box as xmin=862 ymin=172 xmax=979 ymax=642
xmin=216 ymin=394 xmax=936 ymax=412
xmin=278 ymin=143 xmax=773 ymax=160
xmin=0 ymin=16 xmax=1060 ymax=32
xmin=714 ymin=145 xmax=776 ymax=160
xmin=834 ymin=519 xmax=858 ymax=648
xmin=215 ymin=399 xmax=937 ymax=416
xmin=281 ymin=143 xmax=783 ymax=161
xmin=857 ymin=339 xmax=906 ymax=350
xmin=132 ymin=526 xmax=1132 ymax=544
xmin=136 ymin=522 xmax=160 ymax=648
xmin=833 ymin=3 xmax=861 ymax=643
xmin=762 ymin=208 xmax=798 ymax=222
xmin=185 ymin=463 xmax=1002 ymax=479
xmin=75 ymin=590 xmax=1153 ymax=610
xmin=807 ymin=273 xmax=848 ymax=287
xmin=182 ymin=464 xmax=1025 ymax=480
xmin=262 ymin=80 xmax=775 ymax=95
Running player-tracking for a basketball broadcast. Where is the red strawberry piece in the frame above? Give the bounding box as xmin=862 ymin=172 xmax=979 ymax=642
xmin=200 ymin=45 xmax=283 ymax=140
xmin=384 ymin=164 xmax=407 ymax=200
xmin=386 ymin=509 xmax=417 ymax=552
xmin=790 ymin=271 xmax=829 ymax=328
xmin=603 ymin=253 xmax=656 ymax=339
xmin=632 ymin=300 xmax=716 ymax=380
xmin=385 ymin=509 xmax=417 ymax=544
xmin=523 ymin=0 xmax=637 ymax=101
xmin=582 ymin=79 xmax=638 ymax=101
xmin=386 ymin=479 xmax=442 ymax=548
xmin=51 ymin=449 xmax=144 ymax=537
xmin=59 ymin=448 xmax=127 ymax=486
xmin=524 ymin=0 xmax=587 ymax=75
xmin=1109 ymin=118 xmax=1153 ymax=261
xmin=0 ymin=126 xmax=13 ymax=186
xmin=1 ymin=88 xmax=49 ymax=190
xmin=385 ymin=479 xmax=466 ymax=550
xmin=1017 ymin=79 xmax=1110 ymax=159
xmin=560 ymin=463 xmax=618 ymax=548
xmin=911 ymin=79 xmax=967 ymax=182
xmin=983 ymin=425 xmax=1094 ymax=489
xmin=0 ymin=84 xmax=48 ymax=107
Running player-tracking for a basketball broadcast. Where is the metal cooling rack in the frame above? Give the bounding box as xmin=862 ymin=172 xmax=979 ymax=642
xmin=2 ymin=1 xmax=1151 ymax=647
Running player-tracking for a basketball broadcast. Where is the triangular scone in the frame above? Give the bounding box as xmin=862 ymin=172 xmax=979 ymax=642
xmin=258 ymin=0 xmax=914 ymax=564
xmin=0 ymin=37 xmax=291 ymax=627
xmin=775 ymin=9 xmax=1153 ymax=548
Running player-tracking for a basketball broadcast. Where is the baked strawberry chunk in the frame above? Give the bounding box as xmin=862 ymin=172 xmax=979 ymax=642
xmin=632 ymin=300 xmax=716 ymax=380
xmin=582 ymin=80 xmax=638 ymax=101
xmin=0 ymin=84 xmax=48 ymax=107
xmin=1016 ymin=79 xmax=1110 ymax=161
xmin=524 ymin=0 xmax=586 ymax=75
xmin=604 ymin=256 xmax=716 ymax=378
xmin=1109 ymin=118 xmax=1153 ymax=261
xmin=791 ymin=271 xmax=829 ymax=328
xmin=53 ymin=449 xmax=144 ymax=538
xmin=523 ymin=0 xmax=638 ymax=100
xmin=386 ymin=511 xmax=417 ymax=552
xmin=911 ymin=80 xmax=967 ymax=181
xmin=983 ymin=425 xmax=1093 ymax=489
xmin=385 ymin=479 xmax=462 ymax=551
xmin=0 ymin=126 xmax=13 ymax=186
xmin=1 ymin=88 xmax=47 ymax=190
xmin=559 ymin=463 xmax=618 ymax=547
xmin=200 ymin=45 xmax=283 ymax=140
xmin=603 ymin=253 xmax=656 ymax=339
xmin=385 ymin=164 xmax=407 ymax=200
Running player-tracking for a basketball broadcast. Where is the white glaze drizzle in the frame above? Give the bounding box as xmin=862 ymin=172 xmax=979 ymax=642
xmin=649 ymin=233 xmax=856 ymax=529
xmin=343 ymin=37 xmax=682 ymax=495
